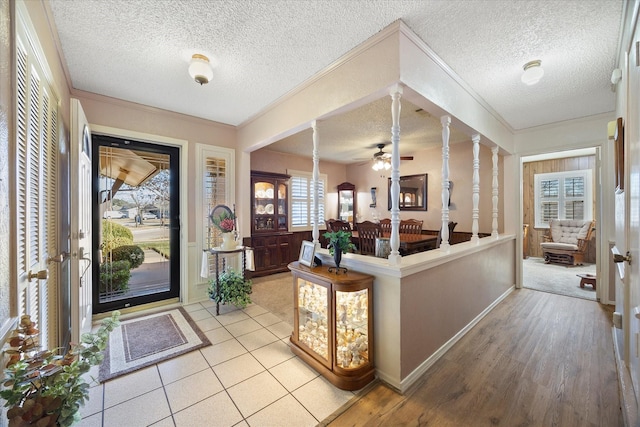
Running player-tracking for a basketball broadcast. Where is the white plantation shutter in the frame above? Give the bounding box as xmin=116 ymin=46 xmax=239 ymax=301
xmin=534 ymin=171 xmax=592 ymax=228
xmin=15 ymin=28 xmax=59 ymax=348
xmin=289 ymin=170 xmax=326 ymax=229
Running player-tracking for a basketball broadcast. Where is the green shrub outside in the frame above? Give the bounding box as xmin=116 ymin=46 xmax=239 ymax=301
xmin=99 ymin=260 xmax=131 ymax=293
xmin=111 ymin=245 xmax=145 ymax=269
xmin=102 ymin=220 xmax=134 ymax=253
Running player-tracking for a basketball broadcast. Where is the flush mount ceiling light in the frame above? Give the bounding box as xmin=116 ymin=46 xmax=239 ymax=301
xmin=188 ymin=54 xmax=214 ymax=85
xmin=521 ymin=60 xmax=544 ymax=85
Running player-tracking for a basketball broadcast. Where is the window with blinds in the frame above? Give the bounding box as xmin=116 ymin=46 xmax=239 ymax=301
xmin=289 ymin=170 xmax=326 ymax=229
xmin=204 ymin=157 xmax=228 ymax=249
xmin=534 ymin=170 xmax=592 ymax=228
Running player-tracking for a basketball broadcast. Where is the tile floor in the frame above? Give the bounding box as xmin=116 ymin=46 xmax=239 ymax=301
xmin=77 ymin=300 xmax=357 ymax=427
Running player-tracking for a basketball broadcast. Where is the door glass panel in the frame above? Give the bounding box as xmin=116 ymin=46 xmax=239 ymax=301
xmin=96 ymin=145 xmax=171 ymax=304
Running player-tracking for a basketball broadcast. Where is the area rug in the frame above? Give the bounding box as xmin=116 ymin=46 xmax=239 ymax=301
xmin=523 ymin=257 xmax=597 ymax=301
xmin=99 ymin=307 xmax=210 ymax=382
xmin=250 ymin=272 xmax=294 ymax=326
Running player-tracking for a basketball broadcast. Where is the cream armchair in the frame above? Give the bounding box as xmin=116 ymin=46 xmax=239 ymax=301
xmin=540 ymin=219 xmax=595 ymax=266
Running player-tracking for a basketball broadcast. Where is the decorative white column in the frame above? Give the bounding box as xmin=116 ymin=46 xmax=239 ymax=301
xmin=312 ymin=120 xmax=320 ymax=245
xmin=491 ymin=145 xmax=499 ymax=238
xmin=440 ymin=115 xmax=451 ymax=251
xmin=471 ymin=134 xmax=480 ymax=244
xmin=388 ymin=85 xmax=403 ymax=265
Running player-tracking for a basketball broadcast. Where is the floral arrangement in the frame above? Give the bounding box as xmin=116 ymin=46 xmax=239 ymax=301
xmin=1 ymin=311 xmax=120 ymax=427
xmin=211 ymin=210 xmax=235 ymax=233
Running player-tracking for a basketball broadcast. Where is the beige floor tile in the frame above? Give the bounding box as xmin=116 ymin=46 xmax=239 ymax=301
xmin=195 ymin=316 xmax=222 ymax=332
xmin=252 ymin=312 xmax=282 ymax=327
xmin=182 ymin=303 xmax=204 ymax=313
xmin=200 ymin=299 xmax=216 ymax=309
xmin=187 ymin=308 xmax=212 ymax=321
xmin=158 ymin=350 xmax=210 ymax=385
xmin=292 ymin=376 xmax=355 ymax=421
xmin=215 ymin=309 xmax=250 ymax=325
xmin=246 ymin=394 xmax=318 ymax=427
xmin=149 ymin=415 xmax=176 ymax=426
xmin=251 ymin=340 xmax=295 ymax=369
xmin=173 ymin=391 xmax=243 ymax=427
xmin=269 ymin=356 xmax=319 ymax=392
xmin=266 ymin=321 xmax=294 ymax=339
xmin=243 ymin=304 xmax=268 ymax=317
xmin=103 ymin=388 xmax=170 ymax=426
xmin=164 ymin=368 xmax=223 ymax=413
xmin=76 ymin=411 xmax=102 ymax=427
xmin=204 ymin=326 xmax=234 ymax=344
xmin=225 ymin=318 xmax=263 ymax=337
xmin=103 ymin=365 xmax=163 ymax=408
xmin=213 ymin=353 xmax=265 ymax=388
xmin=201 ymin=338 xmax=247 ymax=366
xmin=236 ymin=328 xmax=279 ymax=351
xmin=79 ymin=383 xmax=103 ymax=419
xmin=226 ymin=371 xmax=287 ymax=418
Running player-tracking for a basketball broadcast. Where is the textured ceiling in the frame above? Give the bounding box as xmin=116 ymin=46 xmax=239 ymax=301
xmin=48 ymin=0 xmax=623 ymax=162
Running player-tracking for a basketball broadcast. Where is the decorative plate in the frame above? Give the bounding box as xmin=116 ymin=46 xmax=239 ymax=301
xmin=265 ymin=204 xmax=274 ymax=214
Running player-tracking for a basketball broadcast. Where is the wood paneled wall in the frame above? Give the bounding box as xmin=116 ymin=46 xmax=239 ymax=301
xmin=522 ymin=156 xmax=596 ymax=262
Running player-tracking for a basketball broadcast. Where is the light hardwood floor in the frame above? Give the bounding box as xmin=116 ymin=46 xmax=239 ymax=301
xmin=326 ymin=288 xmax=622 ymax=427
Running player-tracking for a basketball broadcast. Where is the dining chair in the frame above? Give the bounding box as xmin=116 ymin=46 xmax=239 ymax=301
xmin=399 ymin=219 xmax=423 ymax=235
xmin=356 ymin=221 xmax=381 ymax=256
xmin=379 ymin=218 xmax=391 ymax=235
xmin=325 ymin=219 xmax=351 ymax=232
xmin=435 ymin=221 xmax=458 ymax=248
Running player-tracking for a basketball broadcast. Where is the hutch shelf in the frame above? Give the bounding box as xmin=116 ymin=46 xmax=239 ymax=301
xmin=288 ymin=261 xmax=374 ymax=391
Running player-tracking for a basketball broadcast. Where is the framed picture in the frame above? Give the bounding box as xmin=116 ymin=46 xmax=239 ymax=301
xmin=614 ymin=117 xmax=624 ymax=193
xmin=388 ymin=174 xmax=428 ymax=211
xmin=298 ymin=240 xmax=316 ymax=267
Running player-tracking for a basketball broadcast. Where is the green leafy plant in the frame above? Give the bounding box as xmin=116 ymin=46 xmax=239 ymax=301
xmin=99 ymin=260 xmax=131 ymax=293
xmin=111 ymin=245 xmax=145 ymax=269
xmin=101 ymin=220 xmax=133 ymax=253
xmin=208 ymin=269 xmax=252 ymax=308
xmin=323 ymin=230 xmax=356 ymax=256
xmin=1 ymin=311 xmax=120 ymax=427
xmin=211 ymin=210 xmax=235 ymax=233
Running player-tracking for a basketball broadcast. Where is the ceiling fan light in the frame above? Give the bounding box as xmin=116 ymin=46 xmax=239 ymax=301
xmin=521 ymin=60 xmax=544 ymax=85
xmin=189 ymin=54 xmax=214 ymax=85
xmin=383 ymin=159 xmax=391 ymax=170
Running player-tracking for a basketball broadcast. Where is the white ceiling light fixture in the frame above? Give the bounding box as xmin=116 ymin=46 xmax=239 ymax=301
xmin=521 ymin=60 xmax=544 ymax=85
xmin=372 ymin=144 xmax=391 ymax=171
xmin=188 ymin=54 xmax=214 ymax=85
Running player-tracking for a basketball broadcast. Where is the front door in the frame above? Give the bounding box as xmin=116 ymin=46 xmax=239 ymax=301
xmin=70 ymin=99 xmax=93 ymax=342
xmin=92 ymin=135 xmax=180 ymax=312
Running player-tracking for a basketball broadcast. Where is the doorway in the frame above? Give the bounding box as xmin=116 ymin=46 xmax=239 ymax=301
xmin=92 ymin=135 xmax=180 ymax=313
xmin=521 ymin=148 xmax=599 ymax=301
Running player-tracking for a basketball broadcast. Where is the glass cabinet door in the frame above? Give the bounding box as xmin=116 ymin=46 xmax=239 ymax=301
xmin=254 ymin=181 xmax=275 ymax=231
xmin=337 ymin=182 xmax=356 ymax=229
xmin=277 ymin=183 xmax=287 ymax=230
xmin=297 ymin=278 xmax=329 ymax=362
xmin=335 ymin=289 xmax=369 ymax=369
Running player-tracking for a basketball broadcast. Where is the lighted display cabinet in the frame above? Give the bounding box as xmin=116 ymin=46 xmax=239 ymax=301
xmin=288 ymin=262 xmax=374 ymax=390
xmin=337 ymin=182 xmax=356 ymax=230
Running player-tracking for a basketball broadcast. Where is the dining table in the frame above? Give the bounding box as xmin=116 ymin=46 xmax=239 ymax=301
xmin=350 ymin=231 xmax=437 ymax=254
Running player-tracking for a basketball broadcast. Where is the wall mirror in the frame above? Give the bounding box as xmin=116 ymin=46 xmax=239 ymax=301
xmin=388 ymin=174 xmax=427 ymax=211
xmin=337 ymin=182 xmax=356 ymax=229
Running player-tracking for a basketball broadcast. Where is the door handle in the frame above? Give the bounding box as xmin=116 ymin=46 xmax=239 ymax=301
xmin=613 ymin=252 xmax=632 ymax=265
xmin=28 ymin=269 xmax=48 ymax=282
xmin=47 ymin=252 xmax=69 ymax=264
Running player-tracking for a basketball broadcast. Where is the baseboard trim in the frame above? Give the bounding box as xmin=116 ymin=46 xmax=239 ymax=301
xmin=613 ymin=326 xmax=639 ymax=427
xmin=398 ymin=285 xmax=516 ymax=393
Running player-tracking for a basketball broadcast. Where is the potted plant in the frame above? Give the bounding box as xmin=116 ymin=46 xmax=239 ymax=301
xmin=1 ymin=311 xmax=120 ymax=427
xmin=323 ymin=230 xmax=357 ymax=269
xmin=208 ymin=269 xmax=252 ymax=309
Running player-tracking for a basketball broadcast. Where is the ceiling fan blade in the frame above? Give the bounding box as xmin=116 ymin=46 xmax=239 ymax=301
xmin=400 ymin=156 xmax=414 ymax=161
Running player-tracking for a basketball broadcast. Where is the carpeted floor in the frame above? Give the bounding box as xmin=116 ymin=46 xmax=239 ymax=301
xmin=250 ymin=272 xmax=294 ymax=326
xmin=523 ymin=257 xmax=597 ymax=300
xmin=99 ymin=307 xmax=211 ymax=382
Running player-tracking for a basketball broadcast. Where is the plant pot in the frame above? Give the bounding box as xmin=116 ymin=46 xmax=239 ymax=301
xmin=334 ymin=250 xmax=342 ymax=268
xmin=221 ymin=233 xmax=236 ymax=250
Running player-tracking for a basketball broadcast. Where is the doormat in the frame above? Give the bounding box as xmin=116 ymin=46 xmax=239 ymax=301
xmin=99 ymin=307 xmax=210 ymax=382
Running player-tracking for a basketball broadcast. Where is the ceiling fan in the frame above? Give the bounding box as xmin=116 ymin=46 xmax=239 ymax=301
xmin=371 ymin=143 xmax=413 ymax=170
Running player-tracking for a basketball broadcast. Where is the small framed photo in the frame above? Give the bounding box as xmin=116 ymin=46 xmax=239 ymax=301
xmin=298 ymin=240 xmax=316 ymax=267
